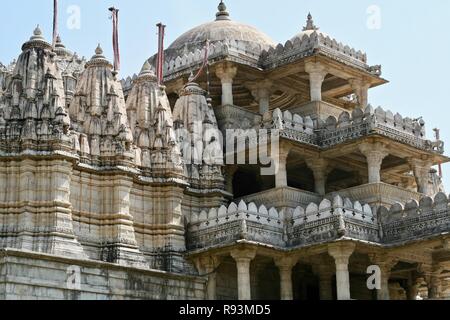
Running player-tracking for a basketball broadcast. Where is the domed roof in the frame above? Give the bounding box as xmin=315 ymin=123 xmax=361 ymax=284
xmin=166 ymin=1 xmax=275 ymax=60
xmin=290 ymin=13 xmax=329 ymax=42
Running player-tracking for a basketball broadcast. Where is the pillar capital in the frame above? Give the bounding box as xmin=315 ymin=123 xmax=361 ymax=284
xmin=359 ymin=142 xmax=389 ymax=184
xmin=274 ymin=256 xmax=298 ymax=270
xmin=274 ymin=143 xmax=292 ymax=188
xmin=305 ymin=158 xmax=331 ymax=196
xmin=247 ymin=80 xmax=274 ymax=115
xmin=407 ymin=158 xmax=433 ymax=195
xmin=349 ymin=78 xmax=371 ymax=108
xmin=305 ymin=61 xmax=328 ymax=102
xmin=216 ymin=62 xmax=237 ymax=106
xmin=328 ymin=242 xmax=356 ymax=263
xmin=305 ymin=61 xmax=328 ymax=76
xmin=358 ymin=142 xmax=389 ymax=159
xmin=194 ymin=255 xmax=222 ymax=274
xmin=215 ymin=62 xmax=238 ymax=83
xmin=231 ymin=248 xmax=257 ymax=262
xmin=368 ymin=253 xmax=398 ymax=271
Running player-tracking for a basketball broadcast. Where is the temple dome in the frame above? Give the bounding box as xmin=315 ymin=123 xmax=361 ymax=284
xmin=290 ymin=13 xmax=330 ymax=42
xmin=166 ymin=1 xmax=275 ymax=60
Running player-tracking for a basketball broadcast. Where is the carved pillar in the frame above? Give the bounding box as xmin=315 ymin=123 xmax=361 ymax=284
xmin=328 ymin=243 xmax=356 ymax=300
xmin=275 ymin=147 xmax=290 ymax=188
xmin=369 ymin=254 xmax=398 ymax=300
xmin=225 ymin=165 xmax=239 ymax=195
xmin=305 ymin=62 xmax=328 ymax=102
xmin=306 ymin=158 xmax=330 ymax=196
xmin=314 ymin=264 xmax=335 ymax=300
xmin=216 ymin=63 xmax=237 ymax=106
xmin=248 ymin=80 xmax=273 ymax=115
xmin=428 ymin=266 xmax=443 ymax=300
xmin=195 ymin=256 xmax=221 ymax=300
xmin=408 ymin=159 xmax=433 ymax=195
xmin=359 ymin=143 xmax=389 ymax=184
xmin=231 ymin=248 xmax=257 ymax=300
xmin=349 ymin=78 xmax=371 ymax=108
xmin=407 ymin=276 xmax=421 ymax=300
xmin=275 ymin=257 xmax=297 ymax=300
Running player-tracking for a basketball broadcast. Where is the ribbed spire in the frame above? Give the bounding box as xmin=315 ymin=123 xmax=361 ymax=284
xmin=216 ymin=1 xmax=230 ymax=21
xmin=303 ymin=13 xmax=319 ymax=31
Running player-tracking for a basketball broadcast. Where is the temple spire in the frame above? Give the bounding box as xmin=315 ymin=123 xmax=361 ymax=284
xmin=216 ymin=1 xmax=230 ymax=21
xmin=303 ymin=12 xmax=319 ymax=31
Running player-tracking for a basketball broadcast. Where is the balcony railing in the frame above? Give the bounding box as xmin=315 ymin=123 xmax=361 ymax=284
xmin=186 ymin=193 xmax=450 ymax=251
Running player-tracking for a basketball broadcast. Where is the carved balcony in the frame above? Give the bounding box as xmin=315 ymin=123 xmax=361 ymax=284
xmin=327 ymin=183 xmax=423 ymax=208
xmin=237 ymin=187 xmax=323 ymax=210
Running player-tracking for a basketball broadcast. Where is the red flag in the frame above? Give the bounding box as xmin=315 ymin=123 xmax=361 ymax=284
xmin=156 ymin=23 xmax=166 ymax=86
xmin=109 ymin=7 xmax=120 ymax=73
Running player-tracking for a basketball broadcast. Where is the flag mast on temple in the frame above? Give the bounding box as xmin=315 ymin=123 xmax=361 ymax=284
xmin=109 ymin=7 xmax=121 ymax=74
xmin=156 ymin=22 xmax=166 ymax=86
xmin=52 ymin=0 xmax=58 ymax=47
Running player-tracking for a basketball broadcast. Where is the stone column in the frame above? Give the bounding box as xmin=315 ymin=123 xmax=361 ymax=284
xmin=249 ymin=80 xmax=273 ymax=115
xmin=216 ymin=63 xmax=238 ymax=106
xmin=306 ymin=158 xmax=330 ymax=196
xmin=195 ymin=256 xmax=221 ymax=300
xmin=305 ymin=62 xmax=328 ymax=102
xmin=314 ymin=264 xmax=335 ymax=300
xmin=359 ymin=143 xmax=389 ymax=184
xmin=407 ymin=277 xmax=421 ymax=300
xmin=369 ymin=254 xmax=398 ymax=300
xmin=408 ymin=159 xmax=433 ymax=195
xmin=349 ymin=78 xmax=371 ymax=108
xmin=328 ymin=243 xmax=356 ymax=300
xmin=225 ymin=165 xmax=239 ymax=195
xmin=275 ymin=257 xmax=297 ymax=300
xmin=231 ymin=249 xmax=257 ymax=300
xmin=275 ymin=148 xmax=290 ymax=188
xmin=428 ymin=266 xmax=443 ymax=300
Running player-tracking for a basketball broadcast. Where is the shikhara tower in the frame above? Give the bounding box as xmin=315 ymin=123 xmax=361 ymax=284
xmin=0 ymin=2 xmax=449 ymax=300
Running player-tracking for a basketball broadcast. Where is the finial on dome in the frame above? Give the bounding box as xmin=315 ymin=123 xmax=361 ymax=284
xmin=216 ymin=1 xmax=230 ymax=21
xmin=95 ymin=44 xmax=103 ymax=55
xmin=28 ymin=24 xmax=46 ymax=42
xmin=34 ymin=25 xmax=42 ymax=36
xmin=303 ymin=12 xmax=319 ymax=31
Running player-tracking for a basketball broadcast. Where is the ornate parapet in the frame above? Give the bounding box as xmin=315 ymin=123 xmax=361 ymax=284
xmin=214 ymin=104 xmax=262 ymax=132
xmin=290 ymin=197 xmax=379 ymax=246
xmin=187 ymin=201 xmax=286 ymax=250
xmin=380 ymin=193 xmax=450 ymax=244
xmin=259 ymin=31 xmax=375 ymax=74
xmin=262 ymin=105 xmax=444 ymax=154
xmin=237 ymin=187 xmax=322 ymax=210
xmin=148 ymin=39 xmax=267 ymax=81
xmin=328 ymin=183 xmax=423 ymax=208
xmin=187 ymin=193 xmax=450 ymax=250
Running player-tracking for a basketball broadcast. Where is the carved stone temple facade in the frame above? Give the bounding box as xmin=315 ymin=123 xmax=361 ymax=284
xmin=1 ymin=2 xmax=450 ymax=300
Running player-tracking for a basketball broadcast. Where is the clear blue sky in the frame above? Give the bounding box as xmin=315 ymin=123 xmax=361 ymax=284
xmin=1 ymin=0 xmax=450 ymax=189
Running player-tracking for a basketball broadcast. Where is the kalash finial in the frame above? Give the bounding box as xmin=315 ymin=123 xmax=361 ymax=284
xmin=216 ymin=1 xmax=230 ymax=21
xmin=95 ymin=44 xmax=103 ymax=55
xmin=34 ymin=25 xmax=43 ymax=36
xmin=303 ymin=12 xmax=319 ymax=31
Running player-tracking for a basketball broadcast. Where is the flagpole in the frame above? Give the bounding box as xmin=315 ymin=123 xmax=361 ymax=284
xmin=52 ymin=0 xmax=58 ymax=47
